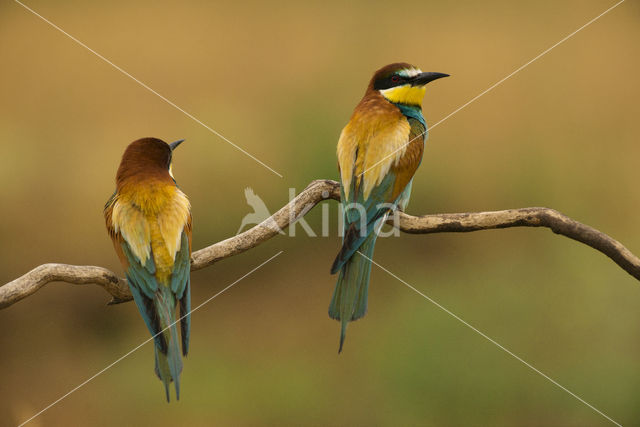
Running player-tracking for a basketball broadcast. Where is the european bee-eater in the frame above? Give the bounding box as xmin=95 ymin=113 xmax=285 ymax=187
xmin=330 ymin=63 xmax=448 ymax=352
xmin=104 ymin=137 xmax=192 ymax=401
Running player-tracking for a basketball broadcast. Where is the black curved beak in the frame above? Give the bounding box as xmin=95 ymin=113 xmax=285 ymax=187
xmin=169 ymin=139 xmax=185 ymax=151
xmin=411 ymin=72 xmax=450 ymax=86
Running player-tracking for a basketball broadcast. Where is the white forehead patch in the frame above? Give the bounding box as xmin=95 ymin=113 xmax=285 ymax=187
xmin=398 ymin=67 xmax=422 ymax=78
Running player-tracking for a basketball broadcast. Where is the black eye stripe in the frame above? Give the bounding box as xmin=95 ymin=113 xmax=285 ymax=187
xmin=374 ymin=74 xmax=408 ymax=90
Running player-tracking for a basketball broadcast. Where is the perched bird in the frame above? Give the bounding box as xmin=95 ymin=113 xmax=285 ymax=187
xmin=104 ymin=137 xmax=192 ymax=401
xmin=330 ymin=63 xmax=448 ymax=352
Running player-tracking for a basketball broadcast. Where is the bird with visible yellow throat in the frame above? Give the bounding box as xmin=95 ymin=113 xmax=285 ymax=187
xmin=104 ymin=137 xmax=192 ymax=401
xmin=330 ymin=63 xmax=448 ymax=352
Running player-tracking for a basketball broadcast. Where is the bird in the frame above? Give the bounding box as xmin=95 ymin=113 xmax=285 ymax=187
xmin=104 ymin=137 xmax=192 ymax=401
xmin=329 ymin=63 xmax=448 ymax=352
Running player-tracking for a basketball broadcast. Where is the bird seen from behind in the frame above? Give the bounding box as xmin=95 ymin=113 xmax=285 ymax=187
xmin=104 ymin=137 xmax=192 ymax=401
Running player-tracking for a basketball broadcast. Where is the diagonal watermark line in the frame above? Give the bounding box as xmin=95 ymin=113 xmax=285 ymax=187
xmin=357 ymin=251 xmax=622 ymax=426
xmin=358 ymin=0 xmax=625 ymax=179
xmin=18 ymin=251 xmax=284 ymax=427
xmin=429 ymin=0 xmax=624 ymax=131
xmin=14 ymin=0 xmax=283 ymax=178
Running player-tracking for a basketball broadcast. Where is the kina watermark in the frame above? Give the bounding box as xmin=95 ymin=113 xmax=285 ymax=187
xmin=236 ymin=187 xmax=402 ymax=238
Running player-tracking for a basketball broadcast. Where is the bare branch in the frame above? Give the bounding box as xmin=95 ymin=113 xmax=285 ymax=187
xmin=191 ymin=179 xmax=340 ymax=270
xmin=1 ymin=179 xmax=638 ymax=310
xmin=0 ymin=264 xmax=130 ymax=309
xmin=396 ymin=208 xmax=640 ymax=281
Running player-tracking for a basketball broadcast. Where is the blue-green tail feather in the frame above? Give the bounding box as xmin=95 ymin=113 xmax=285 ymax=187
xmin=130 ymin=278 xmax=183 ymax=402
xmin=122 ymin=235 xmax=189 ymax=401
xmin=153 ymin=287 xmax=183 ymax=402
xmin=329 ymin=232 xmax=377 ymax=353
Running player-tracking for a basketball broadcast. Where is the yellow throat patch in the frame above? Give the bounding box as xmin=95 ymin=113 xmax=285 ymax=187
xmin=379 ymin=85 xmax=426 ymax=106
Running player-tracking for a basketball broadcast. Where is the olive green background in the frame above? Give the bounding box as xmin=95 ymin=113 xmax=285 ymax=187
xmin=1 ymin=0 xmax=639 ymax=425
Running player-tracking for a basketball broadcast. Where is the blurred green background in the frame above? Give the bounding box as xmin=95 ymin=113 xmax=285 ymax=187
xmin=1 ymin=0 xmax=639 ymax=425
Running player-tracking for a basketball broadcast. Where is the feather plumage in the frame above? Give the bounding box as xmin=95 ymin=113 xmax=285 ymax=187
xmin=330 ymin=63 xmax=447 ymax=351
xmin=104 ymin=137 xmax=192 ymax=401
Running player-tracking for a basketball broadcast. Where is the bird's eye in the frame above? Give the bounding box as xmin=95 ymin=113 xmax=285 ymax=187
xmin=391 ymin=75 xmax=400 ymax=83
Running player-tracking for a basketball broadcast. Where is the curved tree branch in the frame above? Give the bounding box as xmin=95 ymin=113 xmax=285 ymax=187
xmin=1 ymin=179 xmax=638 ymax=310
